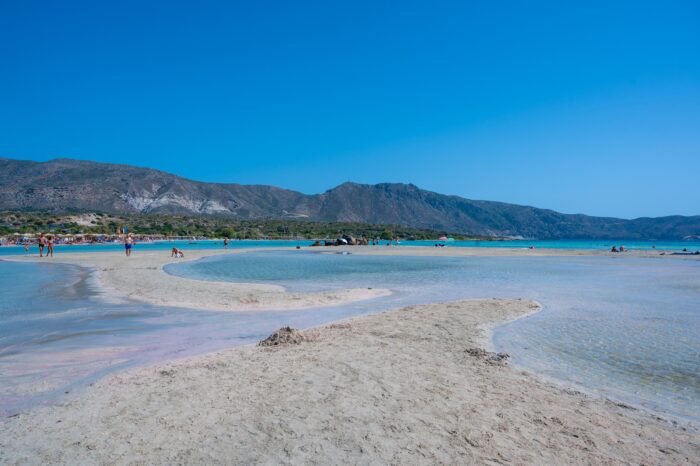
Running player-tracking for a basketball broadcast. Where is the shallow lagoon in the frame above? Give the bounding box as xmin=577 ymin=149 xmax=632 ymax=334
xmin=1 ymin=251 xmax=699 ymax=422
xmin=168 ymin=251 xmax=700 ymax=421
xmin=0 ymin=259 xmax=400 ymax=416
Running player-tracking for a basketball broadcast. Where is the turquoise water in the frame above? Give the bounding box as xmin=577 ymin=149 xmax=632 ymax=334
xmin=1 ymin=238 xmax=699 ymax=257
xmin=167 ymin=251 xmax=700 ymax=422
xmin=0 ymin=239 xmax=311 ymax=257
xmin=2 ymin=251 xmax=699 ymax=423
xmin=405 ymin=239 xmax=700 ymax=251
xmin=0 ymin=259 xmax=403 ymax=416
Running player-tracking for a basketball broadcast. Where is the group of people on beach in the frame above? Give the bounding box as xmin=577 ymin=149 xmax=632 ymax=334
xmin=36 ymin=233 xmax=55 ymax=257
xmin=610 ymin=245 xmax=626 ymax=253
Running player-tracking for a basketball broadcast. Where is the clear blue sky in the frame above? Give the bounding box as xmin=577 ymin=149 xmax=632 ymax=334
xmin=2 ymin=1 xmax=699 ymax=218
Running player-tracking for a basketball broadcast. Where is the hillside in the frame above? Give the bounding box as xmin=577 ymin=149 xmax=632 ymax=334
xmin=1 ymin=158 xmax=697 ymax=239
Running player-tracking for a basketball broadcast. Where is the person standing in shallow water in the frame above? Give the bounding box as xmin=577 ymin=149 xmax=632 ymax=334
xmin=224 ymin=237 xmax=229 ymax=249
xmin=124 ymin=234 xmax=134 ymax=257
xmin=46 ymin=235 xmax=55 ymax=257
xmin=38 ymin=233 xmax=45 ymax=257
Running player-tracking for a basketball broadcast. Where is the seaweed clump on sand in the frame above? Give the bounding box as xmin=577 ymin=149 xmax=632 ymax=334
xmin=258 ymin=326 xmax=310 ymax=347
xmin=465 ymin=348 xmax=510 ymax=365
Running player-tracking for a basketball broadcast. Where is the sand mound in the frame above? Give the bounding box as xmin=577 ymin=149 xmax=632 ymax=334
xmin=258 ymin=326 xmax=310 ymax=347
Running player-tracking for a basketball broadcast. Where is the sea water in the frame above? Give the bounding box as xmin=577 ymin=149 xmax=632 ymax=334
xmin=166 ymin=251 xmax=700 ymax=422
xmin=0 ymin=259 xmax=418 ymax=416
xmin=1 ymin=238 xmax=699 ymax=257
xmin=0 ymin=239 xmax=312 ymax=257
xmin=1 ymin=252 xmax=699 ymax=423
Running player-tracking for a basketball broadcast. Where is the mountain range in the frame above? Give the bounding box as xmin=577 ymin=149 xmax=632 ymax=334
xmin=1 ymin=157 xmax=698 ymax=240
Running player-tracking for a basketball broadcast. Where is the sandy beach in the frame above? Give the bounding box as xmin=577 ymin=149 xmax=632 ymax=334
xmin=7 ymin=248 xmax=392 ymax=311
xmin=2 ymin=246 xmax=699 ymax=464
xmin=1 ymin=298 xmax=697 ymax=465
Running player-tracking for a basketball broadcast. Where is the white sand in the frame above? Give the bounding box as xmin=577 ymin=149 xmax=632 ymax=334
xmin=1 ymin=299 xmax=697 ymax=465
xmin=7 ymin=248 xmax=391 ymax=311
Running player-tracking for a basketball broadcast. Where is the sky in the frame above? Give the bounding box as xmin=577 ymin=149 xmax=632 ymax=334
xmin=1 ymin=1 xmax=699 ymax=218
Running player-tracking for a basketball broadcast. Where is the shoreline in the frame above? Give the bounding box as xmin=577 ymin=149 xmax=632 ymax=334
xmin=4 ymin=248 xmax=393 ymax=312
xmin=480 ymin=299 xmax=543 ymax=353
xmin=5 ymin=245 xmax=698 ymax=313
xmin=1 ymin=298 xmax=697 ymax=464
xmin=486 ymin=299 xmax=698 ymax=427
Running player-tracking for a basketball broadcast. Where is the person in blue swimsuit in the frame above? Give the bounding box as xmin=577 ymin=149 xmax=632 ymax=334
xmin=125 ymin=234 xmax=134 ymax=257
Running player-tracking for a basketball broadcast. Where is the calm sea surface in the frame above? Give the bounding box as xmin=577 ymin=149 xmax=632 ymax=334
xmin=1 ymin=238 xmax=699 ymax=257
xmin=1 ymin=250 xmax=699 ymax=423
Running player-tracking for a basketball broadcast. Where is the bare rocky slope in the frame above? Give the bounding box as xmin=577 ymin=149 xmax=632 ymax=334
xmin=1 ymin=157 xmax=698 ymax=239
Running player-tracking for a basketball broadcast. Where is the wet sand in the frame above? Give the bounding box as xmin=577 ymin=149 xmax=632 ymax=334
xmin=1 ymin=299 xmax=697 ymax=465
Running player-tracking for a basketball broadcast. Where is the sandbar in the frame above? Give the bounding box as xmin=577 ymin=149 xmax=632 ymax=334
xmin=1 ymin=299 xmax=697 ymax=465
xmin=6 ymin=248 xmax=391 ymax=311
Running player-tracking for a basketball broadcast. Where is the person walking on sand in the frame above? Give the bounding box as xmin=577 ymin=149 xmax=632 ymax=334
xmin=47 ymin=235 xmax=55 ymax=257
xmin=125 ymin=234 xmax=134 ymax=257
xmin=38 ymin=233 xmax=45 ymax=257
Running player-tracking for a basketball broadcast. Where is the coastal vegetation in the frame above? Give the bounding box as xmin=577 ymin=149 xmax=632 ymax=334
xmin=0 ymin=211 xmax=479 ymax=240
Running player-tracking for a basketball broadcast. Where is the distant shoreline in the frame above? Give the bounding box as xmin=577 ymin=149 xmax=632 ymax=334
xmin=2 ymin=237 xmax=699 ymax=252
xmin=5 ymin=245 xmax=699 ymax=313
